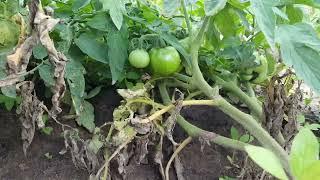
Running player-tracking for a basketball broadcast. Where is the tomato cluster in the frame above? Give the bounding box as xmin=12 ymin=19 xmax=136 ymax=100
xmin=128 ymin=46 xmax=182 ymax=76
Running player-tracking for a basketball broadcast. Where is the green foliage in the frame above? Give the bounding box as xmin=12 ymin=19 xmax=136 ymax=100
xmin=74 ymin=33 xmax=108 ymax=64
xmin=290 ymin=128 xmax=319 ymax=178
xmin=275 ymin=23 xmax=320 ymax=94
xmin=204 ymin=0 xmax=227 ymax=16
xmin=0 ymin=19 xmax=20 ymax=53
xmin=246 ymin=128 xmax=320 ymax=180
xmin=245 ymin=145 xmax=288 ymax=180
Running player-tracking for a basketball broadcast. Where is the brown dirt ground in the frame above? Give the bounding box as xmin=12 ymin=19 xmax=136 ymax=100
xmin=0 ymin=89 xmax=243 ymax=180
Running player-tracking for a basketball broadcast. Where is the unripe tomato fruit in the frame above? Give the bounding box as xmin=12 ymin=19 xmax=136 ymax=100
xmin=128 ymin=49 xmax=150 ymax=68
xmin=149 ymin=46 xmax=181 ymax=76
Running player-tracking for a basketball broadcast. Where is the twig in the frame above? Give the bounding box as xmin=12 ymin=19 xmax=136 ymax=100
xmin=96 ymin=137 xmax=134 ymax=180
xmin=165 ymin=137 xmax=192 ymax=180
xmin=138 ymin=100 xmax=218 ymax=124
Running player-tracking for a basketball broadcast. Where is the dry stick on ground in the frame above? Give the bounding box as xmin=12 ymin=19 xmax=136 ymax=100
xmin=95 ymin=135 xmax=135 ymax=180
xmin=165 ymin=137 xmax=192 ymax=180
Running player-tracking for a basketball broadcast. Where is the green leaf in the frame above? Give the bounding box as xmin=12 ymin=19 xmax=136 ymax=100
xmin=215 ymin=7 xmax=238 ymax=38
xmin=239 ymin=134 xmax=254 ymax=143
xmin=109 ymin=4 xmax=124 ymax=30
xmin=41 ymin=127 xmax=53 ymax=135
xmin=230 ymin=126 xmax=240 ymax=139
xmin=87 ymin=13 xmax=111 ymax=31
xmin=74 ymin=33 xmax=108 ymax=63
xmin=272 ymin=7 xmax=289 ymax=20
xmin=250 ymin=0 xmax=277 ymax=49
xmin=39 ymin=63 xmax=55 ymax=87
xmin=88 ymin=134 xmax=103 ymax=154
xmin=76 ymin=101 xmax=95 ymax=133
xmin=305 ymin=123 xmax=320 ymax=130
xmin=85 ymin=86 xmax=102 ymax=99
xmin=245 ymin=145 xmax=288 ymax=180
xmin=299 ymin=161 xmax=320 ymax=180
xmin=56 ymin=24 xmax=73 ymax=53
xmin=282 ymin=0 xmax=320 ymax=8
xmin=0 ymin=94 xmax=15 ymax=111
xmin=1 ymin=85 xmax=16 ymax=98
xmin=33 ymin=44 xmax=48 ymax=60
xmin=107 ymin=24 xmax=129 ymax=84
xmin=163 ymin=0 xmax=180 ymax=17
xmin=290 ymin=127 xmax=319 ymax=177
xmin=275 ymin=23 xmax=320 ymax=94
xmin=204 ymin=0 xmax=227 ymax=16
xmin=65 ymin=57 xmax=86 ymax=98
xmin=286 ymin=5 xmax=303 ymax=24
xmin=100 ymin=0 xmax=126 ymax=30
xmin=227 ymin=0 xmax=250 ymax=9
xmin=72 ymin=0 xmax=91 ymax=11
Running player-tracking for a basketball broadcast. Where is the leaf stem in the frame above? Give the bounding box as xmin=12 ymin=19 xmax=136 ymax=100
xmin=181 ymin=0 xmax=192 ymax=34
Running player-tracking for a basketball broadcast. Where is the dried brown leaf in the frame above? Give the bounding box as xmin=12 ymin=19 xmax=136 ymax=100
xmin=16 ymin=81 xmax=46 ymax=155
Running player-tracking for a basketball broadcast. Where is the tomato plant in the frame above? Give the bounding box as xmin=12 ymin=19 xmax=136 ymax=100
xmin=0 ymin=0 xmax=320 ymax=179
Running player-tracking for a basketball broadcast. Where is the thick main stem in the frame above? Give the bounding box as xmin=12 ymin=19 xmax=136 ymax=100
xmin=217 ymin=98 xmax=290 ymax=171
xmin=187 ymin=15 xmax=291 ymax=175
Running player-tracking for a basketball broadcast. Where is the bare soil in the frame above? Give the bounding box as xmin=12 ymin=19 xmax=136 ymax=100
xmin=0 ymin=89 xmax=242 ymax=180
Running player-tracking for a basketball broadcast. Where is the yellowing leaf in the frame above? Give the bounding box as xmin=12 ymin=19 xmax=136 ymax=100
xmin=245 ymin=145 xmax=288 ymax=180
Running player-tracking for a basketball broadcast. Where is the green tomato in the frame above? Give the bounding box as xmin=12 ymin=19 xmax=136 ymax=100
xmin=240 ymin=74 xmax=253 ymax=81
xmin=252 ymin=55 xmax=268 ymax=84
xmin=128 ymin=49 xmax=150 ymax=68
xmin=150 ymin=46 xmax=182 ymax=76
xmin=0 ymin=19 xmax=20 ymax=53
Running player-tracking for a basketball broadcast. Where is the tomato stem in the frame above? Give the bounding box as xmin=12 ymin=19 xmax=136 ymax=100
xmin=181 ymin=0 xmax=192 ymax=34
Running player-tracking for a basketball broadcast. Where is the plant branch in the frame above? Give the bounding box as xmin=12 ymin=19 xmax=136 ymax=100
xmin=217 ymin=98 xmax=290 ymax=173
xmin=181 ymin=0 xmax=192 ymax=34
xmin=165 ymin=136 xmax=192 ymax=180
xmin=138 ymin=99 xmax=219 ymax=124
xmin=159 ymin=83 xmax=248 ymax=151
xmin=212 ymin=76 xmax=263 ymax=120
xmin=190 ymin=17 xmax=216 ymax=98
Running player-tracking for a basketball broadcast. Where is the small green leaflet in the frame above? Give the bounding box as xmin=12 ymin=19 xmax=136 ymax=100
xmin=76 ymin=101 xmax=95 ymax=133
xmin=107 ymin=24 xmax=129 ymax=84
xmin=204 ymin=0 xmax=227 ymax=16
xmin=72 ymin=0 xmax=91 ymax=11
xmin=39 ymin=63 xmax=55 ymax=87
xmin=99 ymin=0 xmax=126 ymax=30
xmin=65 ymin=54 xmax=86 ymax=98
xmin=74 ymin=33 xmax=108 ymax=64
xmin=289 ymin=127 xmax=319 ymax=178
xmin=275 ymin=23 xmax=320 ymax=94
xmin=245 ymin=145 xmax=288 ymax=180
xmin=32 ymin=44 xmax=48 ymax=60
